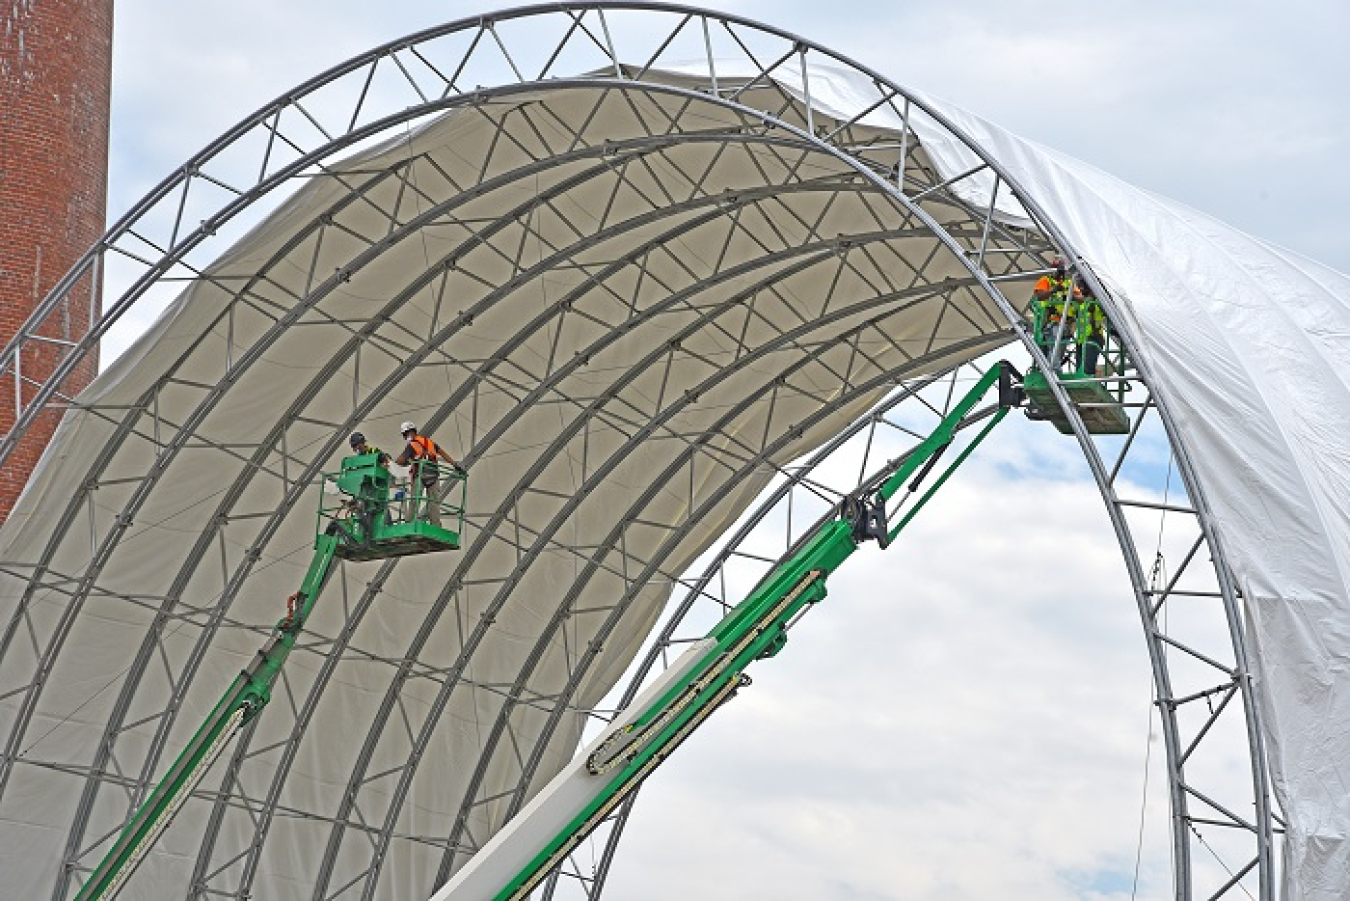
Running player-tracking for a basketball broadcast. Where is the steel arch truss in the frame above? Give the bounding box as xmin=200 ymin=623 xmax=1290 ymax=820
xmin=0 ymin=4 xmax=1275 ymax=900
xmin=568 ymin=357 xmax=1280 ymax=901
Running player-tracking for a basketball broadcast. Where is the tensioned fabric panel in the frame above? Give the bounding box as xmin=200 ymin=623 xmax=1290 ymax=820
xmin=655 ymin=58 xmax=1350 ymax=898
xmin=0 ymin=84 xmax=1011 ymax=899
xmin=909 ymin=90 xmax=1350 ymax=901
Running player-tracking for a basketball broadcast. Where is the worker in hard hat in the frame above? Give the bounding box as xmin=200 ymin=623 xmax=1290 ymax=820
xmin=325 ymin=432 xmax=392 ymax=535
xmin=394 ymin=422 xmax=465 ymax=527
xmin=1031 ymin=256 xmax=1081 ymax=369
xmin=348 ymin=431 xmax=390 ymax=467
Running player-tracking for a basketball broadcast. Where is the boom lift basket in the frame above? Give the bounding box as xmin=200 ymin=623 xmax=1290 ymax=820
xmin=1025 ymin=296 xmax=1132 ymax=435
xmin=317 ymin=451 xmax=465 ymax=560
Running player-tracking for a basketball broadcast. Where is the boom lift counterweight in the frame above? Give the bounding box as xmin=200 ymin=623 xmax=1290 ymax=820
xmin=432 ymin=361 xmax=1024 ymax=901
xmin=74 ymin=452 xmax=466 ymax=901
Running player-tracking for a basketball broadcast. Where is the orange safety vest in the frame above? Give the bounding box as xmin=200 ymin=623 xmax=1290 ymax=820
xmin=407 ymin=434 xmax=442 ymax=484
xmin=408 ymin=434 xmax=440 ymax=460
xmin=1038 ymin=274 xmax=1073 ymax=321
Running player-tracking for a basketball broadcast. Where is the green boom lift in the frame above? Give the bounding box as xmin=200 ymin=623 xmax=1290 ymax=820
xmin=74 ymin=451 xmax=466 ymax=901
xmin=434 ymin=361 xmax=1027 ymax=901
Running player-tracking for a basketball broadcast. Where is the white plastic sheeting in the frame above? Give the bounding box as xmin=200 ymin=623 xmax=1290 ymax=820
xmin=917 ymin=92 xmax=1350 ymax=901
xmin=1 ymin=47 xmax=1347 ymax=901
xmin=806 ymin=61 xmax=1350 ymax=900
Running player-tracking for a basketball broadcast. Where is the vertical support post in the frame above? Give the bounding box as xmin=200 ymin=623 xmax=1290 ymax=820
xmin=798 ymin=44 xmax=814 ymax=136
xmin=702 ymin=16 xmax=718 ymax=96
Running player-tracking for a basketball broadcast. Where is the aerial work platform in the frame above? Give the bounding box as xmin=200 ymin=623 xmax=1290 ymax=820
xmin=1025 ymin=289 xmax=1132 ymax=435
xmin=1023 ymin=370 xmax=1131 ymax=435
xmin=75 ymin=449 xmax=465 ymax=901
xmin=333 ymin=519 xmax=462 ymax=561
xmin=319 ymin=451 xmax=465 ymax=560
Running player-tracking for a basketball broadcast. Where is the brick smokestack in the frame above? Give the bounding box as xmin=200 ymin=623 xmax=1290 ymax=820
xmin=0 ymin=0 xmax=113 ymax=523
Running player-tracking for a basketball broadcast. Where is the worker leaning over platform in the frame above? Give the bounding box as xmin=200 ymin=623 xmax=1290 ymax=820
xmin=395 ymin=422 xmax=465 ymax=527
xmin=1031 ymin=256 xmax=1081 ymax=368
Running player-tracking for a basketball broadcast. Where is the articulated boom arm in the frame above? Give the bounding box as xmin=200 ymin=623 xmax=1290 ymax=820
xmin=75 ymin=452 xmax=465 ymax=901
xmin=433 ymin=362 xmax=1022 ymax=901
xmin=850 ymin=359 xmax=1022 ymax=548
xmin=73 ymin=537 xmax=340 ymax=901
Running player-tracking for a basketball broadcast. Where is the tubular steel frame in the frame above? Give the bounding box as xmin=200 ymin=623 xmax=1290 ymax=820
xmin=0 ymin=4 xmax=1275 ymax=899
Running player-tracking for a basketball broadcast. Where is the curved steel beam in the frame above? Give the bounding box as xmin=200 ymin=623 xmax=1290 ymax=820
xmin=126 ymin=116 xmax=966 ymax=891
xmin=49 ymin=130 xmax=888 ymax=891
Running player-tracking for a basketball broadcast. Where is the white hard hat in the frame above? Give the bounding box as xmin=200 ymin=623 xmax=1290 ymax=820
xmin=400 ymin=421 xmax=417 ymax=434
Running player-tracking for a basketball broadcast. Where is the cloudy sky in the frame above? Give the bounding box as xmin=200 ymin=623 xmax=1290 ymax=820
xmin=102 ymin=2 xmax=1347 ymax=899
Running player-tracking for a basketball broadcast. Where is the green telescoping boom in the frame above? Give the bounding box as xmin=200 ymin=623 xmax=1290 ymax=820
xmin=445 ymin=361 xmax=1024 ymax=901
xmin=74 ymin=452 xmax=466 ymax=901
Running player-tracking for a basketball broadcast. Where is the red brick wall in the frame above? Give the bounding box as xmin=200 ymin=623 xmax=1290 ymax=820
xmin=0 ymin=0 xmax=114 ymax=522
